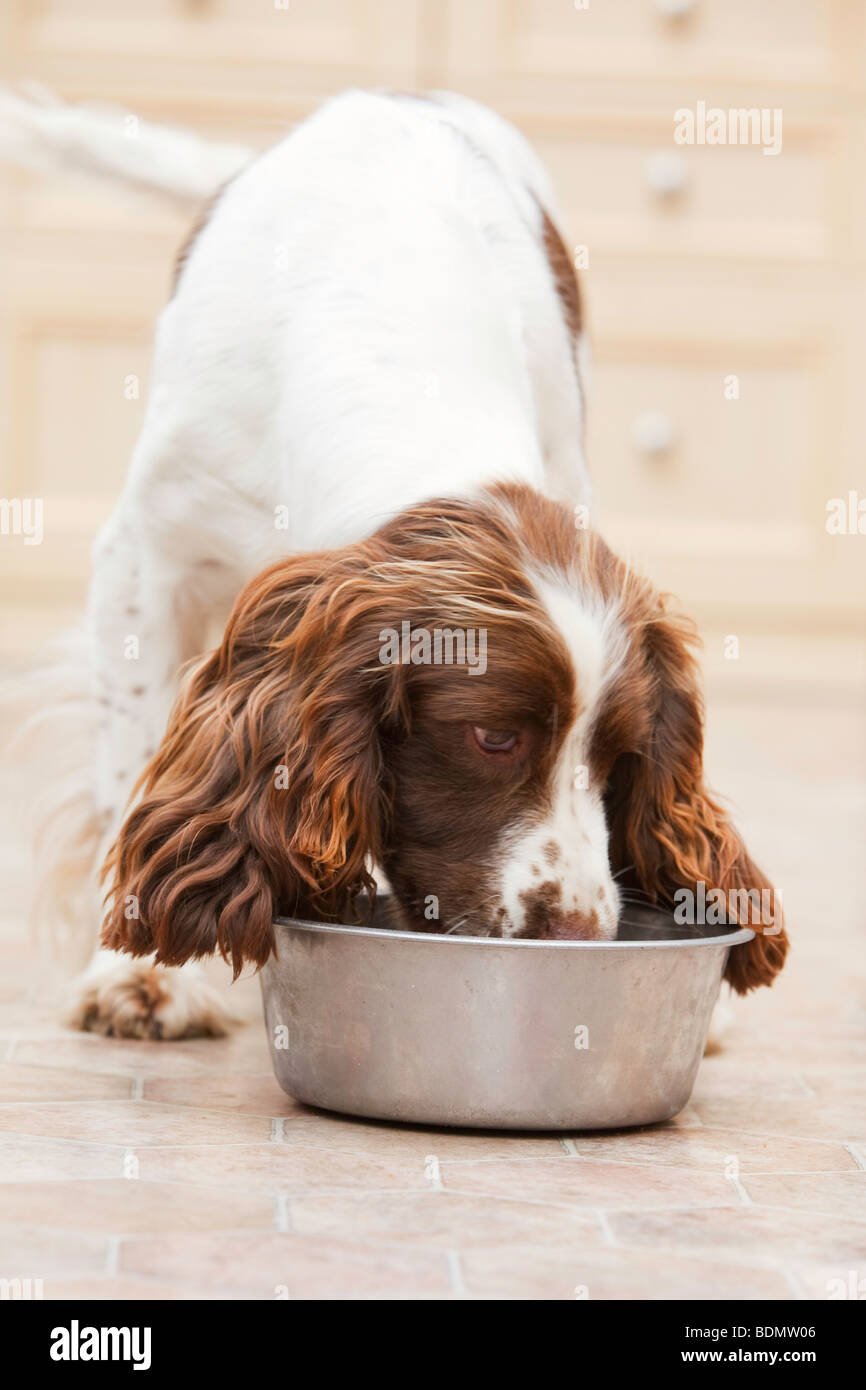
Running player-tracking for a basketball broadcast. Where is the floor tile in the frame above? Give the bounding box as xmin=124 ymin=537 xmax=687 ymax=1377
xmin=0 ymin=1134 xmax=123 ymax=1182
xmin=44 ymin=1278 xmax=262 ymax=1301
xmin=440 ymin=1156 xmax=735 ymax=1209
xmin=120 ymin=1231 xmax=452 ymax=1298
xmin=279 ymin=1113 xmax=565 ymax=1162
xmin=0 ymin=1179 xmax=275 ymax=1233
xmin=0 ymin=1102 xmax=273 ymax=1147
xmin=562 ymin=1126 xmax=857 ymax=1175
xmin=0 ymin=1223 xmax=108 ymax=1279
xmin=609 ymin=1205 xmax=866 ymax=1266
xmin=0 ymin=694 xmax=863 ymax=1298
xmin=741 ymin=1172 xmax=866 ymax=1222
xmin=461 ymin=1245 xmax=794 ymax=1300
xmin=142 ymin=1074 xmax=301 ymax=1115
xmin=138 ymin=1142 xmax=430 ymax=1194
xmin=0 ymin=1063 xmax=131 ymax=1103
xmin=290 ymin=1190 xmax=606 ymax=1250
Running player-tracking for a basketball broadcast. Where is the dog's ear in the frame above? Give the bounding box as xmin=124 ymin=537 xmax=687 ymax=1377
xmin=101 ymin=549 xmax=398 ymax=976
xmin=605 ymin=601 xmax=787 ymax=994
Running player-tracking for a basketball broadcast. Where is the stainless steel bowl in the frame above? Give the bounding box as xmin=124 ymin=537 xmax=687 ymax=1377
xmin=260 ymin=901 xmax=753 ymax=1131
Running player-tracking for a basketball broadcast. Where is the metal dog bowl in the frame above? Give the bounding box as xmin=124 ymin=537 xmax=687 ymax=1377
xmin=260 ymin=900 xmax=753 ymax=1130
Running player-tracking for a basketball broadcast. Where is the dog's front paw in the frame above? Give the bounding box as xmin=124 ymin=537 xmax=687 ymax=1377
xmin=65 ymin=952 xmax=237 ymax=1040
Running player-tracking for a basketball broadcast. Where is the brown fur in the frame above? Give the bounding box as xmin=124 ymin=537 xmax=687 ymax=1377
xmin=539 ymin=206 xmax=582 ymax=338
xmin=102 ymin=485 xmax=786 ymax=994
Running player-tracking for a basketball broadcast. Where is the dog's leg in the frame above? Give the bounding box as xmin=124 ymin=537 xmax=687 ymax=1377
xmin=64 ymin=510 xmax=238 ymax=1039
xmin=66 ymin=949 xmax=236 ymax=1040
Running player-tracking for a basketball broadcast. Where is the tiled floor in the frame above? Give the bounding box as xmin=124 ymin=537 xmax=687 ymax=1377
xmin=0 ymin=695 xmax=864 ymax=1300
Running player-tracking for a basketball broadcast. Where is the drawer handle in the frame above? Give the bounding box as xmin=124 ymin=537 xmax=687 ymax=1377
xmin=632 ymin=410 xmax=676 ymax=456
xmin=644 ymin=149 xmax=689 ymax=198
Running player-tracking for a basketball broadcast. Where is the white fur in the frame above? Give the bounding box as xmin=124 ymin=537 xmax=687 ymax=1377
xmin=498 ymin=580 xmax=623 ymax=939
xmin=3 ymin=88 xmax=593 ymax=1035
xmin=0 ymin=84 xmax=252 ymax=206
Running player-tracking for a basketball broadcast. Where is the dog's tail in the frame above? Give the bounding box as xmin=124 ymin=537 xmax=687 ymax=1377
xmin=0 ymin=83 xmax=253 ymax=206
xmin=0 ymin=88 xmax=252 ymax=970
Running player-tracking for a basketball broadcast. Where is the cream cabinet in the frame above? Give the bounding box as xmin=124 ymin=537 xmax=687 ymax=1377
xmin=1 ymin=0 xmax=863 ymax=680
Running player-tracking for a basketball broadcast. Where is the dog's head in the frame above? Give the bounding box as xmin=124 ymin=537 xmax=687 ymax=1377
xmin=102 ymin=484 xmax=786 ymax=993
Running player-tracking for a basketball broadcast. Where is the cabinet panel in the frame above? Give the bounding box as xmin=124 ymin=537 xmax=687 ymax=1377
xmin=441 ymin=0 xmax=839 ymax=94
xmin=4 ymin=1 xmax=422 ymax=104
xmin=537 ymin=125 xmax=830 ymax=263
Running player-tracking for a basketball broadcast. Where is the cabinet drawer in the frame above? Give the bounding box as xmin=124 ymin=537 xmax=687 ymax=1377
xmin=5 ymin=1 xmax=421 ymax=102
xmin=587 ymin=352 xmax=816 ymax=539
xmin=536 ymin=124 xmax=830 ymax=263
xmin=442 ymin=0 xmax=840 ymax=95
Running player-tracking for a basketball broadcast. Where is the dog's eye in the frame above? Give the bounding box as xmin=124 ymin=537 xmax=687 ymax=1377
xmin=473 ymin=726 xmax=518 ymax=754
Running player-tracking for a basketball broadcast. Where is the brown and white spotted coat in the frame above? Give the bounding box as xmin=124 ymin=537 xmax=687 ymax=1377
xmin=21 ymin=88 xmax=784 ymax=1043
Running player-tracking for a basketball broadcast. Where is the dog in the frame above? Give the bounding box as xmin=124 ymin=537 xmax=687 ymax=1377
xmin=1 ymin=88 xmax=787 ymax=1039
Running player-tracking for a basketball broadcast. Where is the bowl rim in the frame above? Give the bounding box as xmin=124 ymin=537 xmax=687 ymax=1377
xmin=273 ymin=916 xmax=756 ymax=951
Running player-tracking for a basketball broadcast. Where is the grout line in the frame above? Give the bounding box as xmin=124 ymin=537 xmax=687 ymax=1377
xmin=745 ymin=1200 xmax=866 ymax=1221
xmin=0 ymin=1097 xmax=274 ymax=1115
xmin=10 ymin=1180 xmax=857 ymax=1229
xmin=0 ymin=1132 xmax=147 ymax=1151
xmin=439 ymin=1153 xmax=737 ymax=1180
xmin=1 ymin=1097 xmax=855 ymax=1148
xmin=649 ymin=1120 xmax=863 ymax=1147
xmin=551 ymin=1231 xmax=798 ymax=1279
xmin=721 ymin=1167 xmax=866 ymax=1177
xmin=105 ymin=1235 xmax=121 ymax=1277
xmin=539 ymin=1197 xmax=741 ymax=1217
xmin=2 ymin=1042 xmax=16 ymax=1062
xmin=0 ymin=1058 xmax=275 ymax=1085
xmin=597 ymin=1210 xmax=616 ymax=1246
xmin=391 ymin=1184 xmax=596 ymax=1213
xmin=129 ymin=1076 xmax=144 ymax=1101
xmin=1 ymin=1130 xmax=863 ymax=1175
xmin=446 ymin=1250 xmax=467 ymax=1298
xmin=435 ymin=1185 xmax=693 ymax=1215
xmin=0 ymin=1134 xmax=285 ymax=1152
xmin=274 ymin=1190 xmax=291 ymax=1233
xmin=66 ymin=1225 xmax=289 ymax=1245
xmin=782 ymin=1265 xmax=807 ymax=1300
xmin=0 ymin=1218 xmax=817 ymax=1281
xmin=0 ymin=1178 xmax=743 ymax=1218
xmin=70 ymin=1270 xmax=266 ymax=1299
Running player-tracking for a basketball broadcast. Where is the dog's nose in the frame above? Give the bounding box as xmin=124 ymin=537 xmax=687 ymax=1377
xmin=543 ymin=907 xmax=603 ymax=940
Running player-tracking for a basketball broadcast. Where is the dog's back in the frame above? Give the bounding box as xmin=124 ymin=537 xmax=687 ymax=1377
xmin=153 ymin=90 xmax=589 ymax=556
xmin=0 ymin=87 xmax=590 ymax=1014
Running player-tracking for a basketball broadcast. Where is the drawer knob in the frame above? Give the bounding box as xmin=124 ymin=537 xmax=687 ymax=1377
xmin=644 ymin=149 xmax=689 ymax=198
xmin=632 ymin=410 xmax=676 ymax=456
